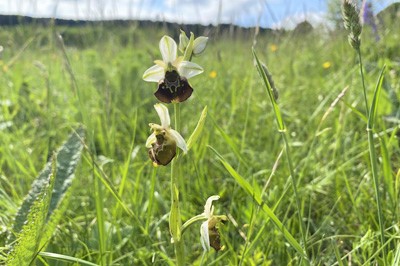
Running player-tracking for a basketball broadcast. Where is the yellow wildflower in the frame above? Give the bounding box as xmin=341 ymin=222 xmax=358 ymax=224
xmin=270 ymin=44 xmax=278 ymax=52
xmin=209 ymin=70 xmax=217 ymax=78
xmin=322 ymin=61 xmax=332 ymax=69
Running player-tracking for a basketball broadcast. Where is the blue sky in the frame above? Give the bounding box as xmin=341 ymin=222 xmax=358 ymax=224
xmin=0 ymin=0 xmax=397 ymax=29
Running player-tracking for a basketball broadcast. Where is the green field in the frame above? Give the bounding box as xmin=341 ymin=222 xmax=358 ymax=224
xmin=0 ymin=10 xmax=399 ymax=266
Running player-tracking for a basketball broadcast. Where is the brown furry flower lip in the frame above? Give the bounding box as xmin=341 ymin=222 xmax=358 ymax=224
xmin=155 ymin=70 xmax=194 ymax=103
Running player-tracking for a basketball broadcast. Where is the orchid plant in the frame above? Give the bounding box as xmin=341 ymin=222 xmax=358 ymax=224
xmin=143 ymin=31 xmax=225 ymax=265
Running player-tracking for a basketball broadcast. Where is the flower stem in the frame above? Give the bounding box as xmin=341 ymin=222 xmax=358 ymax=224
xmin=170 ymin=103 xmax=185 ymax=265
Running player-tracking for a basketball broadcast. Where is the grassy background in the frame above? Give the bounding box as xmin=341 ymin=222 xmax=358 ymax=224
xmin=0 ymin=18 xmax=399 ymax=265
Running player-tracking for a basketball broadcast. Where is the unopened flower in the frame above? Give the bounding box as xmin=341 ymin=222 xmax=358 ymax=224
xmin=143 ymin=36 xmax=203 ymax=103
xmin=146 ymin=103 xmax=187 ymax=166
xmin=200 ymin=195 xmax=227 ymax=252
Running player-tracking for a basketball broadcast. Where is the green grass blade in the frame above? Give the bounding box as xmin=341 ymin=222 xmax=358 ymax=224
xmin=252 ymin=48 xmax=285 ymax=132
xmin=392 ymin=245 xmax=400 ymax=266
xmin=209 ymin=146 xmax=307 ymax=260
xmin=366 ymin=65 xmax=387 ymax=264
xmin=367 ymin=65 xmax=386 ymax=129
xmin=187 ymin=105 xmax=207 ymax=151
xmin=39 ymin=251 xmax=100 ymax=266
xmin=212 ymin=121 xmax=249 ymax=167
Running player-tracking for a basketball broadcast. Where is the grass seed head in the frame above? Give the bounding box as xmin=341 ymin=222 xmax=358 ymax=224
xmin=261 ymin=63 xmax=279 ymax=101
xmin=342 ymin=0 xmax=362 ymax=50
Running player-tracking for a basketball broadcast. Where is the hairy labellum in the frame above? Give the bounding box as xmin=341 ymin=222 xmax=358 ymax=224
xmin=207 ymin=216 xmax=227 ymax=251
xmin=148 ymin=131 xmax=176 ymax=166
xmin=155 ymin=70 xmax=194 ymax=103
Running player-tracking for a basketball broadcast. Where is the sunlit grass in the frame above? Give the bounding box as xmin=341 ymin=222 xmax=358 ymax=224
xmin=0 ymin=19 xmax=399 ymax=265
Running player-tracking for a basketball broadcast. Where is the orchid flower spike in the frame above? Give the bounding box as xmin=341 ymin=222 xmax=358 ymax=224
xmin=143 ymin=35 xmax=203 ymax=103
xmin=146 ymin=103 xmax=187 ymax=166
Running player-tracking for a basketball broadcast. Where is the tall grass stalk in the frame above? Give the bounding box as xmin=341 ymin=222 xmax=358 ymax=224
xmin=341 ymin=2 xmax=387 ymax=260
xmin=252 ymin=48 xmax=309 ymax=263
xmin=55 ymin=32 xmax=108 ymax=264
xmin=363 ymin=60 xmax=387 ymax=263
xmin=351 ymin=20 xmax=386 ymax=265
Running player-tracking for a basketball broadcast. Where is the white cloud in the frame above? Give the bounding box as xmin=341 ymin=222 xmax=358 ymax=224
xmin=0 ymin=0 xmax=398 ymax=29
xmin=271 ymin=11 xmax=327 ymax=30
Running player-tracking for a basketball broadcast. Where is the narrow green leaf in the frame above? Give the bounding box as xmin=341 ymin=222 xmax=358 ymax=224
xmin=209 ymin=146 xmax=307 ymax=259
xmin=252 ymin=48 xmax=285 ymax=132
xmin=187 ymin=106 xmax=207 ymax=151
xmin=392 ymin=245 xmax=400 ymax=266
xmin=212 ymin=121 xmax=249 ymax=167
xmin=332 ymin=239 xmax=344 ymax=266
xmin=380 ymin=137 xmax=395 ymax=203
xmin=368 ymin=65 xmax=386 ymax=129
xmin=38 ymin=251 xmax=100 ymax=266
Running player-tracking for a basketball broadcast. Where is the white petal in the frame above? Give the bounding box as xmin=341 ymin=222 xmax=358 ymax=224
xmin=193 ymin=36 xmax=208 ymax=55
xmin=160 ymin=36 xmax=177 ymax=64
xmin=145 ymin=133 xmax=156 ymax=148
xmin=143 ymin=65 xmax=164 ymax=82
xmin=154 ymin=103 xmax=170 ymax=128
xmin=170 ymin=129 xmax=187 ymax=153
xmin=204 ymin=195 xmax=220 ymax=217
xmin=200 ymin=221 xmax=210 ymax=252
xmin=178 ymin=61 xmax=203 ymax=79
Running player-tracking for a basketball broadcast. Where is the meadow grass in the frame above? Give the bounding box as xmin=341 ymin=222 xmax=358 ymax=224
xmin=0 ymin=18 xmax=399 ymax=265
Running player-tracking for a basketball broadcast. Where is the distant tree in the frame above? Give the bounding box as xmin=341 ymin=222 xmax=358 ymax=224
xmin=293 ymin=20 xmax=313 ymax=35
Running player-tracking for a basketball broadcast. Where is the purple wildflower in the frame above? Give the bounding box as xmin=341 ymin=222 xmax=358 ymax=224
xmin=361 ymin=0 xmax=380 ymax=41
